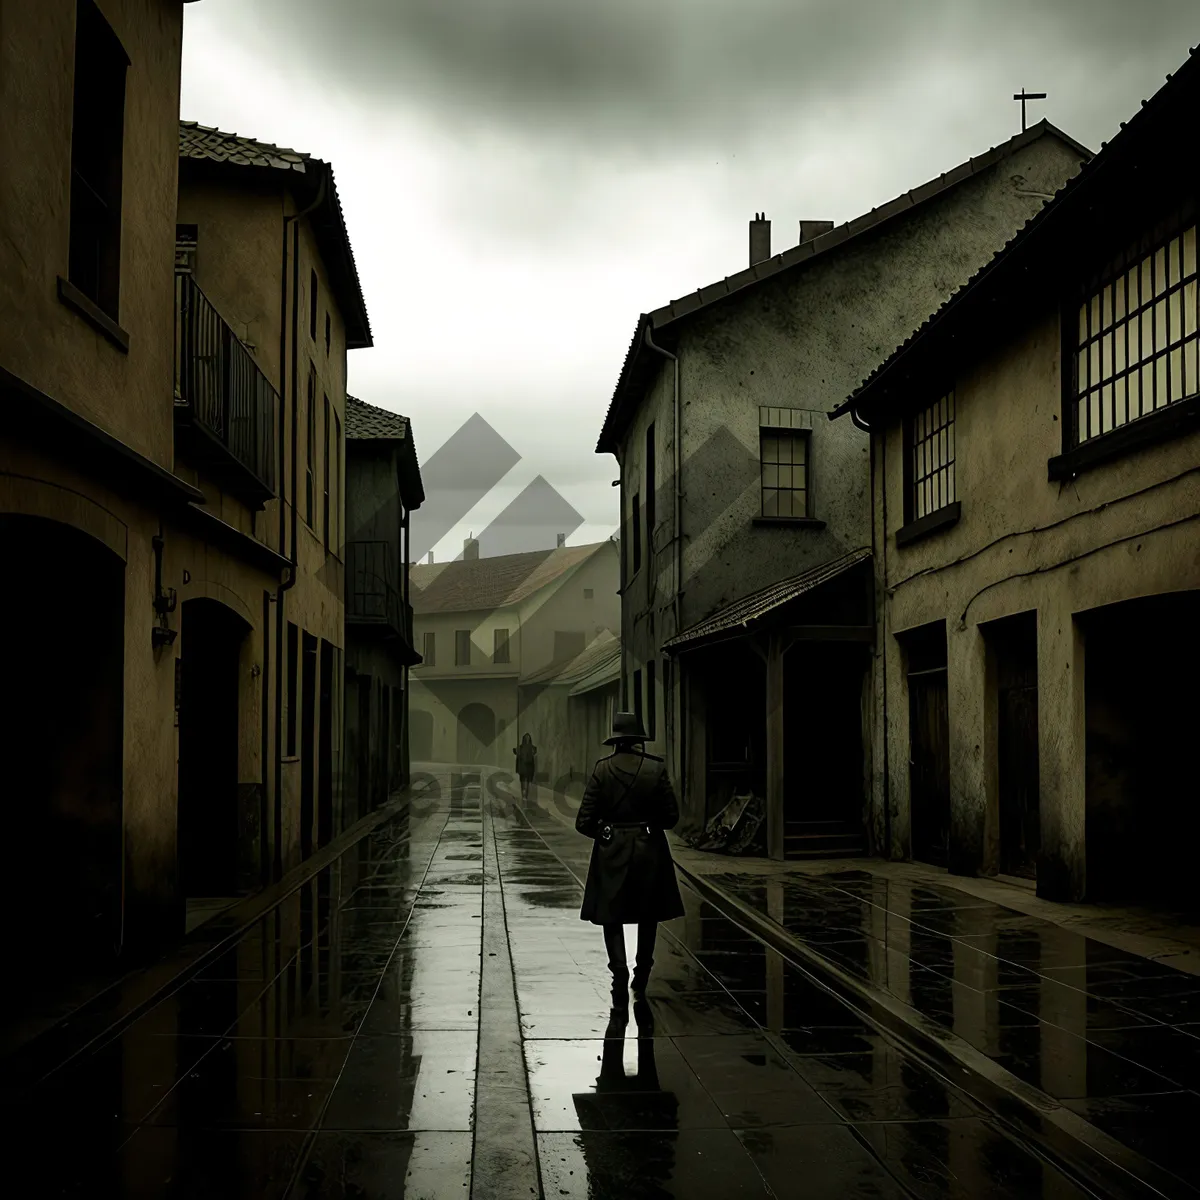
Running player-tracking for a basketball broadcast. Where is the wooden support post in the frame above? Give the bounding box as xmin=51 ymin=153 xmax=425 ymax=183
xmin=766 ymin=630 xmax=785 ymax=862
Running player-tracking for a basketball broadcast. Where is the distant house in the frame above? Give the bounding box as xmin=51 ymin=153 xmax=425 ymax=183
xmin=517 ymin=630 xmax=622 ymax=792
xmin=343 ymin=395 xmax=424 ymax=821
xmin=597 ymin=122 xmax=1090 ymax=861
xmin=408 ymin=539 xmax=620 ymax=767
xmin=832 ymin=49 xmax=1200 ymax=906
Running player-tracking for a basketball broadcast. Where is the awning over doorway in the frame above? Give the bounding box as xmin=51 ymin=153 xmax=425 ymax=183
xmin=662 ymin=547 xmax=872 ymax=656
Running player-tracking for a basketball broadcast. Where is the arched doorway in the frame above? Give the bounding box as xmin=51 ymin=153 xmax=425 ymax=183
xmin=178 ymin=597 xmax=250 ymax=900
xmin=410 ymin=708 xmax=434 ymax=762
xmin=457 ymin=702 xmax=495 ymax=765
xmin=0 ymin=515 xmax=124 ymax=993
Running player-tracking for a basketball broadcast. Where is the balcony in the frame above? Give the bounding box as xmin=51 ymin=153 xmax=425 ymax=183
xmin=347 ymin=540 xmax=418 ymax=661
xmin=174 ymin=272 xmax=278 ymax=508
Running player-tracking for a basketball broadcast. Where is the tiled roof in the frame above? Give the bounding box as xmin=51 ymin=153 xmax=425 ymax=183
xmin=596 ymin=120 xmax=1091 ymax=455
xmin=836 ymin=46 xmax=1199 ymax=418
xmin=410 ymin=541 xmax=611 ymax=615
xmin=662 ymin=548 xmax=872 ymax=654
xmin=346 ymin=394 xmax=409 ymax=441
xmin=519 ymin=630 xmax=620 ymax=686
xmin=568 ymin=645 xmax=622 ymax=697
xmin=178 ymin=121 xmax=372 ymax=350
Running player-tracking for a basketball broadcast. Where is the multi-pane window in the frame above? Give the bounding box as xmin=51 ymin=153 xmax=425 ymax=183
xmin=69 ymin=0 xmax=128 ymax=319
xmin=1074 ymin=225 xmax=1198 ymax=445
xmin=906 ymin=392 xmax=956 ymax=521
xmin=422 ymin=631 xmax=435 ymax=666
xmin=455 ymin=630 xmax=471 ymax=666
xmin=494 ymin=628 xmax=511 ymax=664
xmin=759 ymin=407 xmax=810 ymax=518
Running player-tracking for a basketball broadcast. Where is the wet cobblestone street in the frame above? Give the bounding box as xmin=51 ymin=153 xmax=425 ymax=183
xmin=0 ymin=772 xmax=1126 ymax=1197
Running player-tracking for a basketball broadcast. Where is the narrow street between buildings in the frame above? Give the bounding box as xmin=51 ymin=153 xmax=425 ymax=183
xmin=0 ymin=769 xmax=1159 ymax=1199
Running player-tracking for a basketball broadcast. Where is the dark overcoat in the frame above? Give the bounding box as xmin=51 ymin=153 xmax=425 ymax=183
xmin=576 ymin=750 xmax=685 ymax=925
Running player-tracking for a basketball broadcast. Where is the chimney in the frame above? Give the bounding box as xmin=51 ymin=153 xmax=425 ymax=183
xmin=426 ymin=550 xmax=433 ymax=564
xmin=799 ymin=219 xmax=834 ymax=245
xmin=556 ymin=533 xmax=566 ymax=548
xmin=749 ymin=212 xmax=771 ymax=267
xmin=463 ymin=533 xmax=480 ymax=561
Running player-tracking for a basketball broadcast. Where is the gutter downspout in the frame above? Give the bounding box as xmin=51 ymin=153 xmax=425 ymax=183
xmin=850 ymin=403 xmax=891 ymax=859
xmin=272 ymin=169 xmax=328 ymax=881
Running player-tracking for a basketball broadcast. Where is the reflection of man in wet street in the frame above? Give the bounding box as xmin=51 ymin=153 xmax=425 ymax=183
xmin=571 ymin=1000 xmax=679 ymax=1192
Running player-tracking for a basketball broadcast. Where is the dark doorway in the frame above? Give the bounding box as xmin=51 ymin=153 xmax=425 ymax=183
xmin=301 ymin=631 xmax=317 ymax=860
xmin=457 ymin=702 xmax=496 ymax=764
xmin=1083 ymin=590 xmax=1200 ymax=907
xmin=1 ymin=516 xmax=124 ymax=994
xmin=703 ymin=642 xmax=766 ymax=826
xmin=905 ymin=623 xmax=950 ymax=867
xmin=990 ymin=613 xmax=1040 ymax=879
xmin=356 ymin=675 xmax=372 ymax=818
xmin=178 ymin=597 xmax=249 ymax=899
xmin=410 ymin=707 xmax=433 ymax=762
xmin=318 ymin=640 xmax=333 ymax=849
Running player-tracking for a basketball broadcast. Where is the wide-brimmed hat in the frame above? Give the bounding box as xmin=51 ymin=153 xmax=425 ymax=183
xmin=603 ymin=711 xmax=647 ymax=745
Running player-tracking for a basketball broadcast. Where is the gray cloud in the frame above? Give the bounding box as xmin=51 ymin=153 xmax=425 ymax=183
xmin=211 ymin=1 xmax=1197 ymax=150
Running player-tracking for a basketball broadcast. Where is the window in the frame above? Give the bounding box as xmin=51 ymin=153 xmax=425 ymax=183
xmin=68 ymin=0 xmax=129 ymax=319
xmin=631 ymin=493 xmax=642 ymax=573
xmin=905 ymin=391 xmax=956 ymax=522
xmin=554 ymin=631 xmax=586 ymax=663
xmin=759 ymin=407 xmax=811 ymax=518
xmin=286 ymin=621 xmax=299 ymax=756
xmin=322 ymin=395 xmax=330 ymax=549
xmin=633 ymin=668 xmax=643 ymax=730
xmin=1072 ymin=225 xmax=1198 ymax=445
xmin=306 ymin=364 xmax=316 ymax=527
xmin=494 ymin=628 xmax=511 ymax=664
xmin=310 ymin=269 xmax=318 ymax=341
xmin=325 ymin=312 xmax=331 ymax=355
xmin=422 ymin=631 xmax=435 ymax=666
xmin=332 ymin=411 xmax=341 ymax=555
xmin=645 ymin=423 xmax=656 ymax=554
xmin=455 ymin=630 xmax=471 ymax=666
xmin=647 ymin=659 xmax=657 ymax=739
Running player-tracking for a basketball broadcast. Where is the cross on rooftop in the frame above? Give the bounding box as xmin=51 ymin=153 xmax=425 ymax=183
xmin=1014 ymin=88 xmax=1047 ymax=132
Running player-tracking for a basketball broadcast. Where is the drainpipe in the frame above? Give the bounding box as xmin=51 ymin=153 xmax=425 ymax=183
xmin=272 ymin=169 xmax=329 ymax=881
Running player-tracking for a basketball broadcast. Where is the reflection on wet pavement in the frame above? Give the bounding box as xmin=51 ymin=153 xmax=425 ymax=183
xmin=0 ymin=772 xmax=1135 ymax=1198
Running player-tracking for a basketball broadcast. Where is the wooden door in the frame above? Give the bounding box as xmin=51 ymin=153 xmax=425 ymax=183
xmin=909 ymin=667 xmax=949 ymax=866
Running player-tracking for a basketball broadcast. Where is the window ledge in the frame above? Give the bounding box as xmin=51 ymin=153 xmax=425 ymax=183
xmin=1048 ymin=395 xmax=1200 ymax=481
xmin=57 ymin=276 xmax=129 ymax=353
xmin=896 ymin=501 xmax=961 ymax=547
xmin=752 ymin=516 xmax=827 ymax=529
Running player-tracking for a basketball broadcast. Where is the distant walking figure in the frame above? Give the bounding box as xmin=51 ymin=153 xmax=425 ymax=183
xmin=575 ymin=712 xmax=684 ymax=1005
xmin=514 ymin=733 xmax=537 ymax=800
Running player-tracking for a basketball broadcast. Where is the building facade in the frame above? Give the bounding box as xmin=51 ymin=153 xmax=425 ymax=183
xmin=834 ymin=51 xmax=1200 ymax=906
xmin=597 ymin=123 xmax=1091 ymax=860
xmin=408 ymin=540 xmax=620 ymax=768
xmin=343 ymin=395 xmax=424 ymax=821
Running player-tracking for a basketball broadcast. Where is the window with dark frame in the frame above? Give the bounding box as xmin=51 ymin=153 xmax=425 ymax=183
xmin=306 ymin=364 xmax=316 ymax=527
xmin=322 ymin=395 xmax=330 ymax=549
xmin=632 ymin=493 xmax=642 ymax=573
xmin=905 ymin=391 xmax=956 ymax=522
xmin=422 ymin=631 xmax=435 ymax=666
xmin=645 ymin=423 xmax=656 ymax=555
xmin=68 ymin=0 xmax=128 ymax=319
xmin=333 ymin=411 xmax=341 ymax=555
xmin=310 ymin=269 xmax=318 ymax=340
xmin=1073 ymin=224 xmax=1199 ymax=446
xmin=647 ymin=659 xmax=656 ymax=739
xmin=455 ymin=629 xmax=471 ymax=666
xmin=759 ymin=407 xmax=810 ymax=518
xmin=286 ymin=621 xmax=299 ymax=756
xmin=494 ymin=628 xmax=511 ymax=664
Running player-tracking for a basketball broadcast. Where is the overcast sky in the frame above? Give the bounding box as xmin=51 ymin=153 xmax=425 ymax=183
xmin=180 ymin=2 xmax=1197 ymax=558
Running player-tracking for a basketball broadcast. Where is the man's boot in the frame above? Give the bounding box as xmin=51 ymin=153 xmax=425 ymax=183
xmin=604 ymin=926 xmax=629 ymax=1007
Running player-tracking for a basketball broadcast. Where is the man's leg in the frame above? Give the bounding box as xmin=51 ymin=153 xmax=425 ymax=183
xmin=632 ymin=922 xmax=657 ymax=994
xmin=603 ymin=923 xmax=629 ymax=1006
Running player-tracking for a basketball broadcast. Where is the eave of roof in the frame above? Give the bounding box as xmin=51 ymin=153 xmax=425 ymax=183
xmin=597 ymin=121 xmax=1092 ymax=455
xmin=178 ymin=121 xmax=372 ymax=350
xmin=518 ymin=632 xmax=620 ymax=686
xmin=834 ymin=47 xmax=1199 ymax=422
xmin=662 ymin=548 xmax=872 ymax=655
xmin=345 ymin=394 xmax=424 ymax=509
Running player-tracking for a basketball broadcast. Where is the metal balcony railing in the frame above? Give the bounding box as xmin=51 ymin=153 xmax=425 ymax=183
xmin=347 ymin=540 xmax=402 ymax=635
xmin=174 ymin=272 xmax=277 ymax=500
